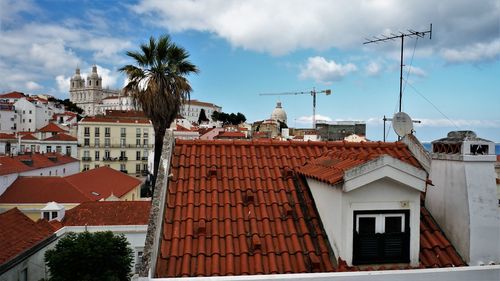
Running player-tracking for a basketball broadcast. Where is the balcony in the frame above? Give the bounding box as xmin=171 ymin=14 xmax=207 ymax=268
xmin=120 ymin=169 xmax=128 ymax=174
xmin=119 ymin=156 xmax=128 ymax=161
xmin=141 ymin=156 xmax=148 ymax=161
xmin=82 ymin=157 xmax=92 ymax=161
xmin=120 ymin=133 xmax=126 ymax=138
xmin=141 ymin=170 xmax=149 ymax=176
xmin=103 ymin=157 xmax=114 ymax=162
xmin=105 ymin=133 xmax=110 ymax=137
xmin=136 ymin=134 xmax=141 ymax=138
xmin=95 ymin=133 xmax=100 ymax=137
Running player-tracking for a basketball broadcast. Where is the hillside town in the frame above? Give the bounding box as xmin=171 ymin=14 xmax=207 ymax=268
xmin=1 ymin=1 xmax=499 ymax=281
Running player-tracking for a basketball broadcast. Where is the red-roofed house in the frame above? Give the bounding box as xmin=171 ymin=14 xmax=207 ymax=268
xmin=214 ymin=130 xmax=247 ymax=139
xmin=0 ymin=166 xmax=142 ymax=220
xmin=0 ymin=200 xmax=151 ymax=279
xmin=0 ymin=91 xmax=25 ymax=103
xmin=138 ymin=131 xmax=500 ymax=279
xmin=0 ymin=208 xmax=56 ymax=280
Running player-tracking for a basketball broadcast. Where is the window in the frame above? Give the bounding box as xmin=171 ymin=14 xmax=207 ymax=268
xmin=95 ymin=127 xmax=100 ymax=137
xmin=120 ymin=151 xmax=126 ymax=160
xmin=136 ymin=138 xmax=141 ymax=147
xmin=94 ymin=138 xmax=100 ymax=147
xmin=136 ymin=164 xmax=141 ymax=173
xmin=135 ymin=250 xmax=144 ymax=273
xmin=105 ymin=138 xmax=110 ymax=147
xmin=136 ymin=128 xmax=141 ymax=138
xmin=43 ymin=212 xmax=50 ymax=220
xmin=104 ymin=150 xmax=110 ymax=159
xmin=51 ymin=211 xmax=58 ymax=219
xmin=143 ymin=138 xmax=148 ymax=147
xmin=121 ymin=127 xmax=126 ymax=137
xmin=353 ymin=210 xmax=409 ymax=265
xmin=84 ymin=127 xmax=90 ymax=136
xmin=120 ymin=163 xmax=126 ymax=172
xmin=28 ymin=119 xmax=31 ymax=123
xmin=136 ymin=151 xmax=141 ymax=160
xmin=20 ymin=268 xmax=28 ymax=281
xmin=84 ymin=138 xmax=90 ymax=146
xmin=83 ymin=164 xmax=90 ymax=171
xmin=105 ymin=127 xmax=111 ymax=137
xmin=66 ymin=146 xmax=71 ymax=155
xmin=120 ymin=138 xmax=126 ymax=147
xmin=95 ymin=150 xmax=100 ymax=161
xmin=56 ymin=146 xmax=62 ymax=153
xmin=46 ymin=146 xmax=52 ymax=153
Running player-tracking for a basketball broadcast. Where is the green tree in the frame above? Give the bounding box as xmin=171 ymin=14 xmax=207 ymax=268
xmin=45 ymin=231 xmax=133 ymax=281
xmin=198 ymin=108 xmax=209 ymax=124
xmin=120 ymin=35 xmax=199 ymax=192
xmin=211 ymin=111 xmax=246 ymax=125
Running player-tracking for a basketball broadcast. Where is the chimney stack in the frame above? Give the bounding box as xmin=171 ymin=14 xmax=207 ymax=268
xmin=426 ymin=131 xmax=499 ymax=265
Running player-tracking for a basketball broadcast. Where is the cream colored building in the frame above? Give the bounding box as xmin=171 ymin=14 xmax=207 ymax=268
xmin=77 ymin=111 xmax=154 ymax=177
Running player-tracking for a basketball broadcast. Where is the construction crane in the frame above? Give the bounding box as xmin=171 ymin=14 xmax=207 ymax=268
xmin=259 ymin=87 xmax=332 ymax=128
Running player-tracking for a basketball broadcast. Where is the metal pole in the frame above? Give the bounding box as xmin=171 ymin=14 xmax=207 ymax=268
xmin=399 ymin=35 xmax=404 ymax=112
xmin=383 ymin=115 xmax=386 ymax=142
xmin=312 ymin=88 xmax=316 ymax=129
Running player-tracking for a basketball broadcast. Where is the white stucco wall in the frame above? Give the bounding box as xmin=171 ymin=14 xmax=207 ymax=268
xmin=19 ymin=162 xmax=79 ymax=177
xmin=307 ymin=177 xmax=421 ymax=266
xmin=0 ymin=236 xmax=58 ymax=281
xmin=427 ymin=158 xmax=500 ymax=265
xmin=0 ymin=174 xmax=18 ymax=197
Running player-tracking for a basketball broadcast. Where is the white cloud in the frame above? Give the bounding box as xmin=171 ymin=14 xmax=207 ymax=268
xmin=296 ymin=114 xmax=333 ymax=124
xmin=405 ymin=66 xmax=427 ymax=77
xmin=365 ymin=117 xmax=500 ymax=128
xmin=56 ymin=75 xmax=70 ymax=93
xmin=365 ymin=61 xmax=383 ymax=76
xmin=29 ymin=40 xmax=80 ymax=72
xmin=299 ymin=56 xmax=356 ymax=84
xmin=441 ymin=39 xmax=500 ymax=63
xmin=25 ymin=81 xmax=42 ymax=90
xmin=132 ymin=0 xmax=500 ymax=62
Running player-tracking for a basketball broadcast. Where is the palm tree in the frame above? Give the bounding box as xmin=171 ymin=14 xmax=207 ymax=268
xmin=120 ymin=35 xmax=198 ymax=194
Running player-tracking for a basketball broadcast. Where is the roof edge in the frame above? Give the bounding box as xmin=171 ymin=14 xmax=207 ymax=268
xmin=343 ymin=155 xmax=427 ymax=193
xmin=140 ymin=129 xmax=175 ymax=277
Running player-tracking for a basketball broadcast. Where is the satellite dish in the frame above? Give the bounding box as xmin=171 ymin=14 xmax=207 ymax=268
xmin=392 ymin=112 xmax=413 ymax=137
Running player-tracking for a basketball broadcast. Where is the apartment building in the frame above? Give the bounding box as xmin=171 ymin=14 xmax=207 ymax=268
xmin=77 ymin=110 xmax=154 ymax=176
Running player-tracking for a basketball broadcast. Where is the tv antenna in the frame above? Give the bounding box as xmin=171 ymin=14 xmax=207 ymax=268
xmin=259 ymin=87 xmax=332 ymax=128
xmin=364 ymin=24 xmax=432 ymax=113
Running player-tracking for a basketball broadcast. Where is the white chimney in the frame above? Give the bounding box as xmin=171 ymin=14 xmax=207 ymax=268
xmin=41 ymin=201 xmax=65 ymax=222
xmin=426 ymin=131 xmax=499 ymax=265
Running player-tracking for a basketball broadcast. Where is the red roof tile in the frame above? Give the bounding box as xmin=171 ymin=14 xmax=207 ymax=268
xmin=187 ymin=99 xmax=220 ymax=108
xmin=0 ymin=91 xmax=25 ymax=99
xmin=0 ymin=133 xmax=16 ymax=140
xmin=64 ymin=166 xmax=141 ymax=200
xmin=156 ymin=139 xmax=464 ymax=277
xmin=62 ymin=201 xmax=151 ymax=226
xmin=295 ymin=145 xmax=421 ymax=185
xmin=0 ymin=208 xmax=54 ymax=265
xmin=44 ymin=133 xmax=77 ymax=141
xmin=0 ymin=177 xmax=90 ymax=203
xmin=215 ymin=131 xmax=246 ymax=139
xmin=21 ymin=133 xmax=38 ymax=140
xmin=38 ymin=123 xmax=67 ymax=133
xmin=0 ymin=152 xmax=78 ymax=175
xmin=81 ymin=116 xmax=151 ymax=124
xmin=176 ymin=124 xmax=191 ymax=132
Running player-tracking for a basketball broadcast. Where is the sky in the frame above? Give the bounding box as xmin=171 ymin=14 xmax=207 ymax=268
xmin=0 ymin=0 xmax=499 ymax=142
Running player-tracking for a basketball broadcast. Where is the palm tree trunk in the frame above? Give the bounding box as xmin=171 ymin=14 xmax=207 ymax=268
xmin=151 ymin=125 xmax=167 ymax=196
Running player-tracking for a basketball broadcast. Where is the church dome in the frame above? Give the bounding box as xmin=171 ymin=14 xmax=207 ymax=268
xmin=88 ymin=65 xmax=100 ymax=79
xmin=71 ymin=67 xmax=82 ymax=80
xmin=271 ymin=101 xmax=287 ymax=124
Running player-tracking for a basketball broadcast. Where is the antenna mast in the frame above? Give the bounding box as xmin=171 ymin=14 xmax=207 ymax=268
xmin=364 ymin=24 xmax=432 ymax=113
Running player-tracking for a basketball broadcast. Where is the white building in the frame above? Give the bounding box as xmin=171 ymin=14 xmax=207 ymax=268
xmin=69 ymin=66 xmax=120 ymax=116
xmin=0 ymin=103 xmax=18 ymax=133
xmin=180 ymin=99 xmax=222 ymax=124
xmin=97 ymin=95 xmax=136 ymax=114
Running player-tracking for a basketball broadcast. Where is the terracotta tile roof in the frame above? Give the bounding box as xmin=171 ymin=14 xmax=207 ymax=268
xmin=0 ymin=208 xmax=54 ymax=265
xmin=105 ymin=110 xmax=147 ymax=118
xmin=0 ymin=91 xmax=25 ymax=99
xmin=21 ymin=133 xmax=38 ymax=140
xmin=44 ymin=133 xmax=77 ymax=141
xmin=0 ymin=133 xmax=16 ymax=140
xmin=62 ymin=201 xmax=151 ymax=226
xmin=296 ymin=147 xmax=421 ymax=185
xmin=0 ymin=152 xmax=78 ymax=175
xmin=81 ymin=116 xmax=151 ymax=124
xmin=0 ymin=177 xmax=90 ymax=203
xmin=187 ymin=99 xmax=220 ymax=108
xmin=215 ymin=131 xmax=246 ymax=139
xmin=38 ymin=123 xmax=67 ymax=133
xmin=156 ymin=139 xmax=464 ymax=277
xmin=176 ymin=124 xmax=191 ymax=132
xmin=64 ymin=166 xmax=141 ymax=200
